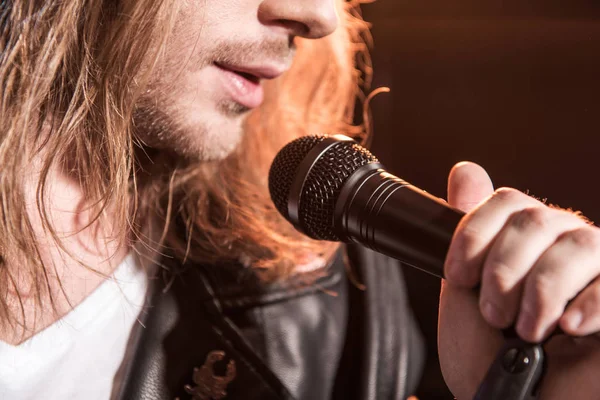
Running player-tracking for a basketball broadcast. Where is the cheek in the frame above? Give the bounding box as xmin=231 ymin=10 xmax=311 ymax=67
xmin=173 ymin=0 xmax=259 ymax=43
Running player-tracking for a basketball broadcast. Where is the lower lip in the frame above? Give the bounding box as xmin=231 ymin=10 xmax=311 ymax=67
xmin=215 ymin=64 xmax=264 ymax=109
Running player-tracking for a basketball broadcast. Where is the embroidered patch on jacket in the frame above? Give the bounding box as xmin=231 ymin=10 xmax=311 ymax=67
xmin=182 ymin=350 xmax=237 ymax=400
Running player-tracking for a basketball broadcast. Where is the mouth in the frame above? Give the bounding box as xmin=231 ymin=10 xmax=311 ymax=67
xmin=231 ymin=70 xmax=261 ymax=84
xmin=214 ymin=63 xmax=265 ymax=110
xmin=215 ymin=62 xmax=288 ymax=81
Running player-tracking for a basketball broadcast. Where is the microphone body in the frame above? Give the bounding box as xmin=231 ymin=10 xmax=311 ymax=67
xmin=269 ymin=134 xmax=464 ymax=279
xmin=335 ymin=163 xmax=463 ymax=279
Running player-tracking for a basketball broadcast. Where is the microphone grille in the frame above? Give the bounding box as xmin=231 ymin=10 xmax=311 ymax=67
xmin=268 ymin=135 xmax=328 ymax=220
xmin=300 ymin=140 xmax=378 ymax=240
xmin=269 ymin=135 xmax=378 ymax=241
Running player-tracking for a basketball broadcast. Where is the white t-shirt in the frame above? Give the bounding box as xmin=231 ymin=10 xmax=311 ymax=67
xmin=0 ymin=254 xmax=148 ymax=400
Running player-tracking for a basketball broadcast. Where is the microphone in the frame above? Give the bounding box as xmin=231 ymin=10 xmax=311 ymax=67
xmin=268 ymin=134 xmax=552 ymax=399
xmin=268 ymin=134 xmax=465 ymax=279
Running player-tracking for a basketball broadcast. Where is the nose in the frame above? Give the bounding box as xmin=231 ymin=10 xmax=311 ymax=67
xmin=258 ymin=0 xmax=339 ymax=39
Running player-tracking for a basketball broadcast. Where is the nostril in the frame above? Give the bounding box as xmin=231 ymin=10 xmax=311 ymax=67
xmin=257 ymin=1 xmax=338 ymax=39
xmin=270 ymin=18 xmax=309 ymax=37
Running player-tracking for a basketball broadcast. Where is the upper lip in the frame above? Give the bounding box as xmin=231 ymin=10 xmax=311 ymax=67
xmin=215 ymin=61 xmax=290 ymax=80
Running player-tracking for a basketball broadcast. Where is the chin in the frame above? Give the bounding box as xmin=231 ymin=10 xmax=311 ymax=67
xmin=198 ymin=132 xmax=243 ymax=161
xmin=175 ymin=115 xmax=246 ymax=161
xmin=134 ymin=102 xmax=248 ymax=162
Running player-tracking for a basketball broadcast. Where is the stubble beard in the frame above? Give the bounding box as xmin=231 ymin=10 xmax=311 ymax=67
xmin=131 ymin=38 xmax=294 ymax=161
xmin=132 ymin=94 xmax=248 ymax=162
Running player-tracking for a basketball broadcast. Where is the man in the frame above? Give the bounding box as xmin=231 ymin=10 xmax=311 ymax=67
xmin=1 ymin=0 xmax=600 ymax=399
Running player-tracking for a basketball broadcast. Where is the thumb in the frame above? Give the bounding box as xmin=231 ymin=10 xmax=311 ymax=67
xmin=440 ymin=163 xmax=501 ymax=400
xmin=447 ymin=162 xmax=494 ymax=213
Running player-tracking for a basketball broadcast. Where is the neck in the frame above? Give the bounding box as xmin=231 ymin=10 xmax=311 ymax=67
xmin=1 ymin=157 xmax=128 ymax=345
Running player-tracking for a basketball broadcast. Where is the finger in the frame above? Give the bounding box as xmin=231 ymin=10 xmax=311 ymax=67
xmin=561 ymin=278 xmax=600 ymax=336
xmin=445 ymin=162 xmax=494 ymax=286
xmin=517 ymin=226 xmax=600 ymax=342
xmin=445 ymin=187 xmax=541 ymax=287
xmin=447 ymin=162 xmax=494 ymax=213
xmin=479 ymin=206 xmax=586 ymax=328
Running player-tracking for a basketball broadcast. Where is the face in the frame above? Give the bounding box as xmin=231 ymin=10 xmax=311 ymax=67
xmin=134 ymin=0 xmax=339 ymax=160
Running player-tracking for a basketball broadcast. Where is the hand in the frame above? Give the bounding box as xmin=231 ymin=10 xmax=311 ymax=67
xmin=438 ymin=162 xmax=600 ymax=400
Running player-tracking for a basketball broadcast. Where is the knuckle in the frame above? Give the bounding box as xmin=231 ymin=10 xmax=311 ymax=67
xmin=446 ymin=224 xmax=482 ymax=285
xmin=508 ymin=206 xmax=549 ymax=231
xmin=525 ymin=273 xmax=559 ymax=315
xmin=560 ymin=227 xmax=600 ymax=250
xmin=520 ymin=273 xmax=567 ymax=340
xmin=484 ymin=258 xmax=515 ymax=294
xmin=492 ymin=187 xmax=522 ymax=203
xmin=483 ymin=267 xmax=521 ymax=322
xmin=454 ymin=223 xmax=481 ymax=251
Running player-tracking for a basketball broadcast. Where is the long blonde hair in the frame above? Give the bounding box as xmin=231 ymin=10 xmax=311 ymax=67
xmin=0 ymin=0 xmax=373 ymax=323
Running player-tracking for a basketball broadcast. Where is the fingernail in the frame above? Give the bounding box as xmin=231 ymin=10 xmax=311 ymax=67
xmin=563 ymin=310 xmax=583 ymax=331
xmin=482 ymin=300 xmax=507 ymax=327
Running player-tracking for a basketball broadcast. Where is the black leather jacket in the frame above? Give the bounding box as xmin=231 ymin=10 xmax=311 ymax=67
xmin=112 ymin=245 xmax=425 ymax=400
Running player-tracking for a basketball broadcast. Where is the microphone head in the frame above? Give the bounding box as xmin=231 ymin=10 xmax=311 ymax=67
xmin=268 ymin=134 xmax=379 ymax=241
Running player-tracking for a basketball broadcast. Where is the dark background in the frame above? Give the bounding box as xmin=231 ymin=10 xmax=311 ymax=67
xmin=361 ymin=1 xmax=600 ymax=398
